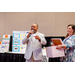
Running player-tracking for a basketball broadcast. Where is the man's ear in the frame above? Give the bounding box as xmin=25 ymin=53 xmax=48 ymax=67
xmin=37 ymin=27 xmax=38 ymax=29
xmin=73 ymin=29 xmax=74 ymax=32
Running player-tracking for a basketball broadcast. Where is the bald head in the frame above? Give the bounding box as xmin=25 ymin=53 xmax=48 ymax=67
xmin=31 ymin=23 xmax=39 ymax=33
xmin=32 ymin=23 xmax=38 ymax=28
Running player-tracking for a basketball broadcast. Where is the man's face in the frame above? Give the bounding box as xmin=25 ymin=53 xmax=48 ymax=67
xmin=31 ymin=24 xmax=38 ymax=33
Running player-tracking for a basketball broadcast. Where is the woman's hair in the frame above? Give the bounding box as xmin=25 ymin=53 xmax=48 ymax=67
xmin=65 ymin=24 xmax=75 ymax=38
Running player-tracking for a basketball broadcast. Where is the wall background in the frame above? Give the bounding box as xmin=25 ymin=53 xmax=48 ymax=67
xmin=0 ymin=12 xmax=75 ymax=41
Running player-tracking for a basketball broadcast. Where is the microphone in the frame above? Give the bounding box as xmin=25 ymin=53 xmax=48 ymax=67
xmin=29 ymin=30 xmax=34 ymax=37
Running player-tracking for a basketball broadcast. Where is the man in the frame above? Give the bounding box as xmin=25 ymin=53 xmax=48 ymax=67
xmin=22 ymin=23 xmax=47 ymax=62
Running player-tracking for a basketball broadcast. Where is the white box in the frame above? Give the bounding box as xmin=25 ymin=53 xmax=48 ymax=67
xmin=46 ymin=46 xmax=65 ymax=58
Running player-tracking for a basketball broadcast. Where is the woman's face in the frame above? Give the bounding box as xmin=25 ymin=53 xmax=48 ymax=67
xmin=67 ymin=26 xmax=74 ymax=35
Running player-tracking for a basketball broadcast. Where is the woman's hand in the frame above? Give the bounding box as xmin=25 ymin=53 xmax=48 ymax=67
xmin=56 ymin=45 xmax=66 ymax=49
xmin=56 ymin=45 xmax=62 ymax=49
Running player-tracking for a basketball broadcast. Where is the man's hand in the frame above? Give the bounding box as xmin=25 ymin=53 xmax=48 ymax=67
xmin=35 ymin=35 xmax=41 ymax=42
xmin=27 ymin=31 xmax=33 ymax=38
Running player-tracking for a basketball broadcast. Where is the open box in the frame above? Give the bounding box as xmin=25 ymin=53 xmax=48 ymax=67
xmin=46 ymin=38 xmax=65 ymax=58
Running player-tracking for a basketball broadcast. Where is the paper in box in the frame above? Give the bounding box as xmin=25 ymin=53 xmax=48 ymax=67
xmin=51 ymin=38 xmax=63 ymax=46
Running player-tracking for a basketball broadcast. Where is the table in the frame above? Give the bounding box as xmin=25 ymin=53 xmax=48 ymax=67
xmin=0 ymin=52 xmax=25 ymax=62
xmin=0 ymin=52 xmax=48 ymax=62
xmin=48 ymin=57 xmax=60 ymax=62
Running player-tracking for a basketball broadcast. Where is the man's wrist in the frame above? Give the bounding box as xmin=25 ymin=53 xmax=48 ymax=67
xmin=39 ymin=38 xmax=41 ymax=42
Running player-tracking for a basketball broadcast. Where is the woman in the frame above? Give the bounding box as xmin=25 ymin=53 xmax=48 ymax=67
xmin=56 ymin=24 xmax=75 ymax=62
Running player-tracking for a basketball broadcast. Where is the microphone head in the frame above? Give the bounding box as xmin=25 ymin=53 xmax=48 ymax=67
xmin=31 ymin=30 xmax=33 ymax=31
xmin=31 ymin=30 xmax=34 ymax=32
xmin=29 ymin=30 xmax=34 ymax=37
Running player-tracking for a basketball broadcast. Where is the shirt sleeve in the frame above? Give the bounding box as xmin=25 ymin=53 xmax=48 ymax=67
xmin=40 ymin=34 xmax=47 ymax=45
xmin=22 ymin=35 xmax=28 ymax=44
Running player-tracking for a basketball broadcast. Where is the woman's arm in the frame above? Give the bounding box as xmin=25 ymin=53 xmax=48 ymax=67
xmin=56 ymin=35 xmax=75 ymax=49
xmin=56 ymin=45 xmax=66 ymax=49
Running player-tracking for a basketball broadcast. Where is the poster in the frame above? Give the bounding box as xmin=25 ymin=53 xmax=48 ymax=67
xmin=0 ymin=42 xmax=2 ymax=52
xmin=12 ymin=31 xmax=29 ymax=53
xmin=20 ymin=31 xmax=28 ymax=53
xmin=1 ymin=35 xmax=10 ymax=52
xmin=12 ymin=31 xmax=20 ymax=52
